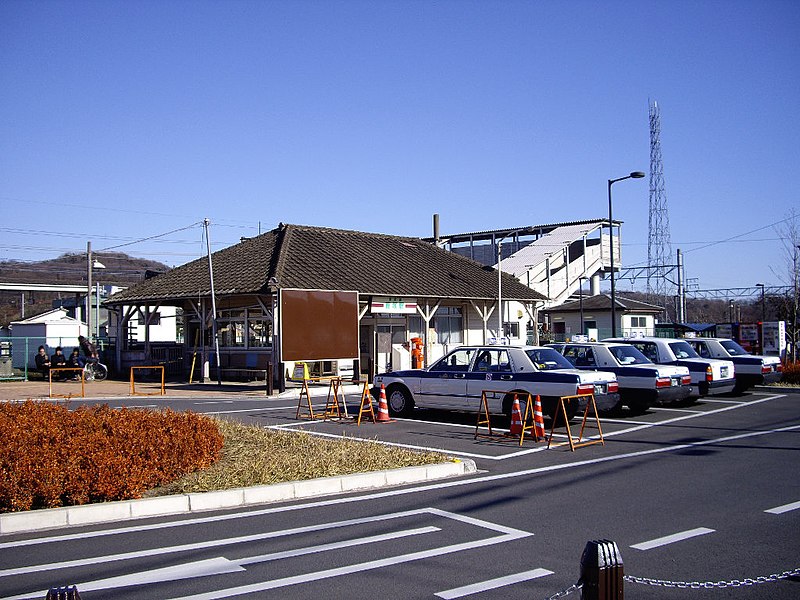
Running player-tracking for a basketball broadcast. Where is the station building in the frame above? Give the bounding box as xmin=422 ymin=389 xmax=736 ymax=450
xmin=105 ymin=223 xmax=546 ymax=384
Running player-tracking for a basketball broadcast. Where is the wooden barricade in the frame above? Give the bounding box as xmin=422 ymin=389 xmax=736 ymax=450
xmin=474 ymin=390 xmax=496 ymax=439
xmin=355 ymin=380 xmax=376 ymax=425
xmin=547 ymin=393 xmax=605 ymax=451
xmin=48 ymin=367 xmax=85 ymax=399
xmin=130 ymin=365 xmax=166 ymax=396
xmin=295 ymin=376 xmax=347 ymax=420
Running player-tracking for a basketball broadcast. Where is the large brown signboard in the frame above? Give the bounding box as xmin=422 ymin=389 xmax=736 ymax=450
xmin=280 ymin=289 xmax=359 ymax=361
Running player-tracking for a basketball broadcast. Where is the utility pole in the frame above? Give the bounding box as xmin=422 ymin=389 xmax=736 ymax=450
xmin=204 ymin=219 xmax=222 ymax=385
xmin=677 ymin=249 xmax=685 ymax=323
xmin=87 ymin=241 xmax=92 ymax=337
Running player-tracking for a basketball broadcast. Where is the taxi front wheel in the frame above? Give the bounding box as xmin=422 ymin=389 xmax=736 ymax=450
xmin=386 ymin=385 xmax=415 ymax=417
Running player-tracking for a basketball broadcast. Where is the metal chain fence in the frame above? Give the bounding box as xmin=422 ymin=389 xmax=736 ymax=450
xmin=623 ymin=567 xmax=800 ymax=589
xmin=543 ymin=568 xmax=800 ymax=599
xmin=543 ymin=582 xmax=582 ymax=600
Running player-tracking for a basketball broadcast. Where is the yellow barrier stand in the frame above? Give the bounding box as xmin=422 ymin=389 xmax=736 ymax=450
xmin=130 ymin=366 xmax=166 ymax=396
xmin=48 ymin=367 xmax=85 ymax=399
xmin=355 ymin=380 xmax=376 ymax=426
xmin=547 ymin=394 xmax=605 ymax=451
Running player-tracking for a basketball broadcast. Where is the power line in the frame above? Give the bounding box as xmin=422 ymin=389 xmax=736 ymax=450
xmin=97 ymin=221 xmax=205 ymax=252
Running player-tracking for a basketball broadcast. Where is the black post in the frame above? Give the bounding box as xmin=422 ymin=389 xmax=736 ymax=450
xmin=580 ymin=539 xmax=624 ymax=599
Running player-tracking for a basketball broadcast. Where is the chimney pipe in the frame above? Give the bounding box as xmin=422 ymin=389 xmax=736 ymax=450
xmin=433 ymin=213 xmax=440 ymax=245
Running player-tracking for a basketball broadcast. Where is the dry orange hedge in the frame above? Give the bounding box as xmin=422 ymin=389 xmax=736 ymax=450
xmin=0 ymin=401 xmax=223 ymax=512
xmin=781 ymin=360 xmax=800 ymax=385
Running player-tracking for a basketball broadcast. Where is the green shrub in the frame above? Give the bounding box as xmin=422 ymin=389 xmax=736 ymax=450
xmin=0 ymin=401 xmax=223 ymax=512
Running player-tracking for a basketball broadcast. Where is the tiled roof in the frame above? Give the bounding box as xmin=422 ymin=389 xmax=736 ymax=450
xmin=541 ymin=293 xmax=664 ymax=314
xmin=107 ymin=224 xmax=546 ymax=305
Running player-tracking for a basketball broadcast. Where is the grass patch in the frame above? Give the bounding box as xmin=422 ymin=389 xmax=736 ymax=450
xmin=148 ymin=418 xmax=448 ymax=496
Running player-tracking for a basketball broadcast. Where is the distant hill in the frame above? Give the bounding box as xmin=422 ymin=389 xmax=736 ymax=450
xmin=0 ymin=252 xmax=171 ymax=326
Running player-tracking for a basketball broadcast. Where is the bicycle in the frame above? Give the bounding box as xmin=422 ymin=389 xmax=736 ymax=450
xmin=83 ymin=359 xmax=108 ymax=382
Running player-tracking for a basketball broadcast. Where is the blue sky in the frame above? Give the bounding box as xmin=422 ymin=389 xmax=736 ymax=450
xmin=1 ymin=0 xmax=798 ymax=291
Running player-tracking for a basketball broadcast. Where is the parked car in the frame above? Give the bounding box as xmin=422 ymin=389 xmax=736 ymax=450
xmin=685 ymin=337 xmax=782 ymax=392
xmin=549 ymin=341 xmax=692 ymax=413
xmin=372 ymin=345 xmax=620 ymax=420
xmin=604 ymin=337 xmax=736 ymax=398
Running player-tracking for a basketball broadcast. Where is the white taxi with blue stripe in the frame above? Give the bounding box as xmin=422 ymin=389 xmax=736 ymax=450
xmin=372 ymin=345 xmax=619 ymax=421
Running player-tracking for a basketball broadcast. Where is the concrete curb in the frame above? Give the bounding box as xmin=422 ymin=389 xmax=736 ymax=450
xmin=0 ymin=459 xmax=476 ymax=535
xmin=754 ymin=385 xmax=800 ymax=395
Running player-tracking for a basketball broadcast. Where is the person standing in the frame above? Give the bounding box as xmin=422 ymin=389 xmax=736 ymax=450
xmin=78 ymin=335 xmax=97 ymax=360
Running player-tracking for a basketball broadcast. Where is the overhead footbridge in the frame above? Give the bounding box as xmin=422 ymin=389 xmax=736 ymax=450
xmin=428 ymin=218 xmax=618 ymax=307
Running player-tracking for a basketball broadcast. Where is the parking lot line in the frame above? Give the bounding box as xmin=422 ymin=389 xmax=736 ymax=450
xmin=650 ymin=406 xmax=701 ymax=413
xmin=765 ymin=500 xmax=800 ymax=515
xmin=630 ymin=527 xmax=715 ymax=550
xmin=435 ymin=568 xmax=554 ymax=599
xmin=700 ymin=398 xmax=746 ymax=404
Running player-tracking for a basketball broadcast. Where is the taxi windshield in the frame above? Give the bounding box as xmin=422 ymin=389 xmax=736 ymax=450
xmin=668 ymin=341 xmax=701 ymax=359
xmin=720 ymin=340 xmax=749 ymax=356
xmin=609 ymin=345 xmax=651 ymax=365
xmin=525 ymin=348 xmax=574 ymax=370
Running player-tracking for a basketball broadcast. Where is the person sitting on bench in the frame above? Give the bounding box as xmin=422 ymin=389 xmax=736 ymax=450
xmin=50 ymin=346 xmax=67 ymax=380
xmin=35 ymin=345 xmax=50 ymax=379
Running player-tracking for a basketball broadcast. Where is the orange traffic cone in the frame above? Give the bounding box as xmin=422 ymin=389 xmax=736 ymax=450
xmin=376 ymin=384 xmax=394 ymax=423
xmin=533 ymin=395 xmax=546 ymax=439
xmin=509 ymin=396 xmax=523 ymax=436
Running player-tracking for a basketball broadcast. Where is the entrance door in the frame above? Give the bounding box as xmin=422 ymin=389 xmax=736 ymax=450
xmin=376 ymin=323 xmax=406 ymax=374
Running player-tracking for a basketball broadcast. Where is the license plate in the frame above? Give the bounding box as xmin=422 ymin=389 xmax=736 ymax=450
xmin=720 ymin=367 xmax=729 ymax=377
xmin=594 ymin=384 xmax=604 ymax=395
xmin=671 ymin=378 xmax=679 ymax=386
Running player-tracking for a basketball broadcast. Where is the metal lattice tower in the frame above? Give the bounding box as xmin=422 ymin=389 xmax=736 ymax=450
xmin=648 ymin=100 xmax=673 ymax=315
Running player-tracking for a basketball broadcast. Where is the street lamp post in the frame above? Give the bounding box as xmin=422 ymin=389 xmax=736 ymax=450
xmin=86 ymin=242 xmax=105 ymax=340
xmin=756 ymin=283 xmax=765 ymax=354
xmin=579 ymin=277 xmax=585 ymax=336
xmin=608 ymin=171 xmax=646 ymax=337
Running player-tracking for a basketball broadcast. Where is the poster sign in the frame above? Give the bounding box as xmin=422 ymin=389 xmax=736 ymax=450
xmin=762 ymin=321 xmax=786 ymax=356
xmin=739 ymin=324 xmax=759 ymax=342
xmin=371 ymin=297 xmax=417 ymax=314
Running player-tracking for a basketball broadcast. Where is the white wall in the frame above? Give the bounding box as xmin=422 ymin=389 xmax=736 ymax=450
xmin=123 ymin=306 xmax=179 ymax=343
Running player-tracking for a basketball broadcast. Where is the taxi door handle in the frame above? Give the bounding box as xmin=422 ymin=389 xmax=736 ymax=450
xmin=454 ymin=374 xmax=465 ymax=379
xmin=500 ymin=375 xmax=513 ymax=380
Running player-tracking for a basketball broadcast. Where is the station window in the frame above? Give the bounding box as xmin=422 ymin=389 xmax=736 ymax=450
xmin=434 ymin=307 xmax=463 ymax=345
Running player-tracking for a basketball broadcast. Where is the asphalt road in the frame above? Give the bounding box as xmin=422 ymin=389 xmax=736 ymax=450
xmin=1 ymin=389 xmax=798 ymax=599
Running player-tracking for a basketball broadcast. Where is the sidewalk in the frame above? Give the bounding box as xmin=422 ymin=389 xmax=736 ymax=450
xmin=0 ymin=377 xmax=368 ymax=402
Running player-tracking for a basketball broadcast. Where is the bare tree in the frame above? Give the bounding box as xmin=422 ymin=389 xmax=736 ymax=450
xmin=773 ymin=209 xmax=799 ymax=361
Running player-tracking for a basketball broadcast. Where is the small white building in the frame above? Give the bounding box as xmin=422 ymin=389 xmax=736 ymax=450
xmin=10 ymin=308 xmax=88 ymax=369
xmin=542 ymin=294 xmax=663 ymax=341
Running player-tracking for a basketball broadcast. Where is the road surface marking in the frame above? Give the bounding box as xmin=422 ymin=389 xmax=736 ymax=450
xmin=163 ymin=513 xmax=532 ymax=600
xmin=0 ymin=510 xmax=439 ymax=577
xmin=1 ymin=528 xmax=440 ymax=600
xmin=631 ymin=527 xmax=715 ymax=550
xmin=435 ymin=568 xmax=554 ymax=598
xmin=765 ymin=500 xmax=800 ymax=514
xmin=193 ymin=400 xmax=235 ymax=405
xmin=207 ymin=406 xmax=295 ymax=415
